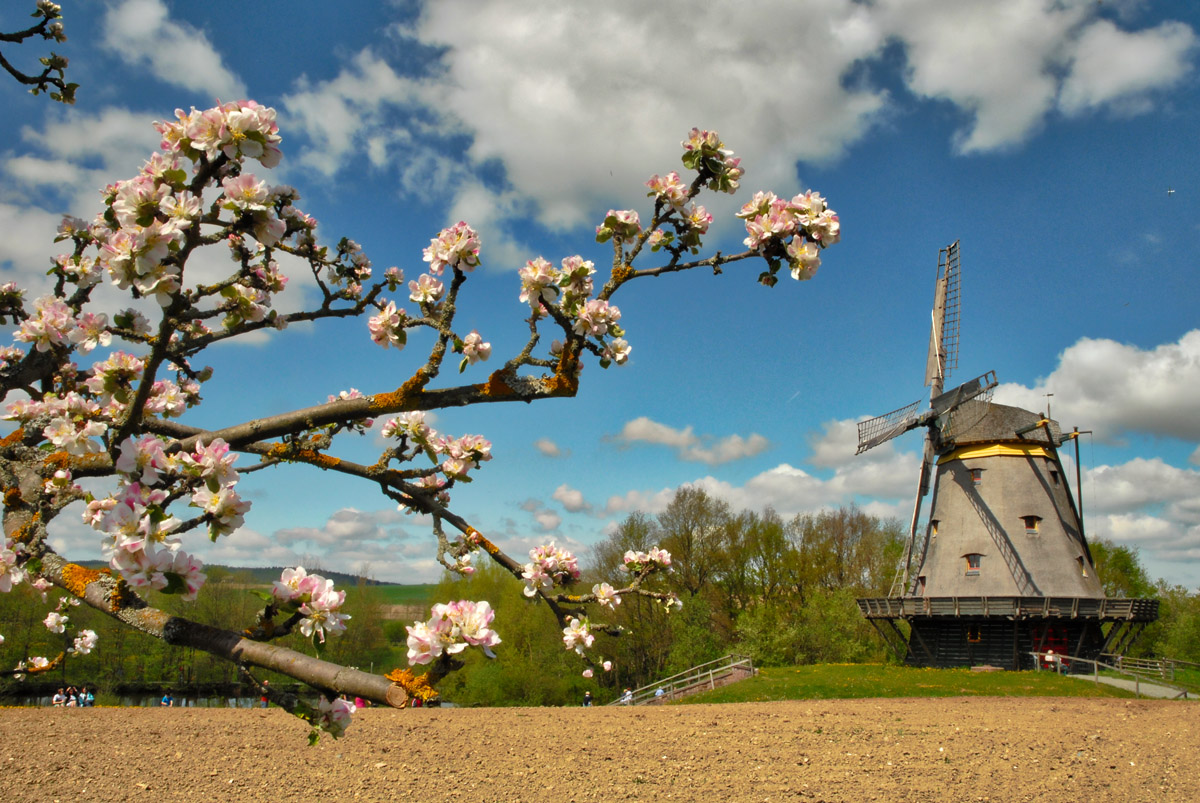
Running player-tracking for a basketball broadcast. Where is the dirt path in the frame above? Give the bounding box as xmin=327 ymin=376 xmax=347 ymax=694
xmin=1 ymin=697 xmax=1196 ymax=802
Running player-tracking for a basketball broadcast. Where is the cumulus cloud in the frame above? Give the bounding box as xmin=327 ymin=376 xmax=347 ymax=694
xmin=613 ymin=416 xmax=771 ymax=466
xmin=257 ymin=0 xmax=1198 ymax=246
xmin=875 ymin=0 xmax=1195 ymax=152
xmin=1085 ymin=458 xmax=1200 ymax=516
xmin=274 ymin=507 xmax=418 ymax=547
xmin=402 ymin=0 xmax=885 ymax=231
xmin=534 ymin=438 xmax=564 ymax=458
xmin=281 ymin=50 xmax=423 ymax=177
xmin=101 ymin=0 xmax=246 ymax=99
xmin=552 ymin=484 xmax=591 ymax=513
xmin=1059 ymin=19 xmax=1197 ymax=115
xmin=993 ymin=330 xmax=1200 ymax=442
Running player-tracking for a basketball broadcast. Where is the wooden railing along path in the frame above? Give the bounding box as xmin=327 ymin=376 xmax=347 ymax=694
xmin=607 ymin=654 xmax=755 ymax=706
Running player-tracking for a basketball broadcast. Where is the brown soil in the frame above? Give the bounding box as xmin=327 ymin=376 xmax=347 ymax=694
xmin=1 ymin=698 xmax=1196 ymax=802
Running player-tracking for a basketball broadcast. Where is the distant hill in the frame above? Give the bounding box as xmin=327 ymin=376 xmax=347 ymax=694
xmin=73 ymin=561 xmax=407 ymax=588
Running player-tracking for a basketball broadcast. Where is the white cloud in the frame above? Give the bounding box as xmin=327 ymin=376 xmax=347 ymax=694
xmin=1060 ymin=19 xmax=1196 ymax=115
xmin=808 ymin=418 xmax=865 ymax=468
xmin=993 ymin=330 xmax=1200 ymax=442
xmin=613 ymin=416 xmax=771 ymax=465
xmin=533 ymin=508 xmax=562 ymax=532
xmin=274 ymin=507 xmax=418 ymax=548
xmin=603 ymin=486 xmax=678 ymax=517
xmin=281 ymin=50 xmax=422 ymax=177
xmin=552 ymin=484 xmax=591 ymax=513
xmin=534 ymin=437 xmax=563 ymax=458
xmin=405 ymin=0 xmax=886 ymax=231
xmin=873 ymin=0 xmax=1195 ymax=152
xmin=1085 ymin=458 xmax=1200 ymax=515
xmin=101 ymin=0 xmax=245 ymax=99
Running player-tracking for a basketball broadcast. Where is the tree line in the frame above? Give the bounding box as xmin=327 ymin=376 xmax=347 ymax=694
xmin=4 ymin=487 xmax=1197 ymax=706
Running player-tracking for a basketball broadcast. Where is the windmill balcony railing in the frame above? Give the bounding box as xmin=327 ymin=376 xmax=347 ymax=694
xmin=857 ymin=596 xmax=1159 ymax=621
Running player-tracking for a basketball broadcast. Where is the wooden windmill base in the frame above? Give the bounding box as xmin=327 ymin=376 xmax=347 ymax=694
xmin=858 ymin=596 xmax=1159 ymax=671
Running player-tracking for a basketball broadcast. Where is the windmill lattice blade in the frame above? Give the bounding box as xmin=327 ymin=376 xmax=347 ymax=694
xmin=856 ymin=399 xmax=923 ymax=454
xmin=925 ymin=241 xmax=960 ymax=388
xmin=929 ymin=370 xmax=997 ymax=418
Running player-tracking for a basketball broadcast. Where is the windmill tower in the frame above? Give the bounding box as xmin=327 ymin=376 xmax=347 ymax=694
xmin=855 ymin=242 xmax=1157 ymax=670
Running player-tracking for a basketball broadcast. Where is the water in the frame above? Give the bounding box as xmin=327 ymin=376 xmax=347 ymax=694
xmin=5 ymin=695 xmax=263 ymax=708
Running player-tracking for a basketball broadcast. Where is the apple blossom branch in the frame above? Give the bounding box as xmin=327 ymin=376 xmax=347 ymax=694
xmin=0 ymin=2 xmax=74 ymax=104
xmin=0 ymin=100 xmax=837 ymax=739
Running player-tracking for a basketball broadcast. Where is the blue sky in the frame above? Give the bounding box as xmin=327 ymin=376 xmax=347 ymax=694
xmin=2 ymin=0 xmax=1199 ymax=587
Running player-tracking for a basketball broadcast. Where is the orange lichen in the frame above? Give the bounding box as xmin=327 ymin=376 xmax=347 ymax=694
xmin=43 ymin=451 xmax=71 ymax=471
xmin=0 ymin=428 xmax=25 ymax=448
xmin=384 ymin=667 xmax=439 ymax=702
xmin=469 ymin=527 xmax=503 ymax=557
xmin=264 ymin=444 xmax=342 ymax=470
xmin=481 ymin=371 xmax=514 ymax=399
xmin=545 ymin=369 xmax=578 ymax=395
xmin=4 ymin=487 xmax=23 ymax=509
xmin=367 ymin=372 xmax=429 ymax=414
xmin=611 ymin=263 xmax=634 ymax=284
xmin=62 ymin=563 xmax=103 ymax=597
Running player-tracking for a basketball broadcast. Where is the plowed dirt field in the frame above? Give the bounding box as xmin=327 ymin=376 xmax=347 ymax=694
xmin=1 ymin=697 xmax=1196 ymax=802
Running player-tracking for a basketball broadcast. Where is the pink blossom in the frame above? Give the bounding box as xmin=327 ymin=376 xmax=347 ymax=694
xmin=316 ymin=696 xmax=356 ymax=739
xmin=368 ymin=301 xmax=407 ymax=349
xmin=44 ymin=611 xmax=68 ymax=633
xmin=461 ymin=330 xmax=491 ymax=365
xmin=422 ymin=221 xmax=481 ymax=274
xmin=0 ymin=547 xmax=24 ymax=592
xmin=15 ymin=296 xmax=74 ymax=352
xmin=593 ymin=582 xmax=621 ymax=610
xmin=66 ymin=312 xmax=110 ymax=354
xmin=573 ymin=298 xmax=621 ymax=338
xmin=71 ymin=629 xmax=98 ymax=655
xmin=115 ymin=435 xmax=173 ymax=486
xmin=408 ymin=273 xmax=445 ymax=306
xmin=646 ymin=172 xmax=690 ymax=208
xmin=562 ymin=617 xmax=594 ymax=654
xmin=518 ymin=257 xmax=558 ymax=310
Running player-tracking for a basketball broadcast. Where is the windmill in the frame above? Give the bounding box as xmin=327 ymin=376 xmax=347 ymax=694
xmin=855 ymin=242 xmax=1158 ymax=670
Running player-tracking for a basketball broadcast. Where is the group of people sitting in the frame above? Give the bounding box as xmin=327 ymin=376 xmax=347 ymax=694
xmin=51 ymin=686 xmax=94 ymax=707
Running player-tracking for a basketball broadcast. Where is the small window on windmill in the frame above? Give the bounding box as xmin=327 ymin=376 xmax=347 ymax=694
xmin=1050 ymin=469 xmax=1060 ymax=486
xmin=969 ymin=468 xmax=983 ymax=485
xmin=965 ymin=554 xmax=982 ymax=576
xmin=1021 ymin=515 xmax=1041 ymax=535
xmin=966 ymin=624 xmax=982 ymax=643
xmin=930 ymin=520 xmax=939 ymax=537
xmin=1077 ymin=556 xmax=1088 ymax=578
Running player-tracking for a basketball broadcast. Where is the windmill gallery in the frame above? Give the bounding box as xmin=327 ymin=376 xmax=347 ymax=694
xmin=855 ymin=242 xmax=1158 ymax=670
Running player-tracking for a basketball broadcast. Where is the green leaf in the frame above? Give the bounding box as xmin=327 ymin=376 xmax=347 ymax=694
xmin=249 ymin=589 xmax=275 ymax=604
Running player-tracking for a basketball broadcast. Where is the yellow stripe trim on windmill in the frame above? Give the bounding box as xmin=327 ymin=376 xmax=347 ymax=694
xmin=938 ymin=443 xmax=1055 ymax=463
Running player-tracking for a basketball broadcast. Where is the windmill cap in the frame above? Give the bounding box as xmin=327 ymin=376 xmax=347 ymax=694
xmin=944 ymin=400 xmax=1062 ymax=447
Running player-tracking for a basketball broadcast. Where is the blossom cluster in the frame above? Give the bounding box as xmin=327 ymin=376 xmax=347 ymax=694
xmin=272 ymin=567 xmax=351 ymax=643
xmin=521 ymin=542 xmax=581 ymax=598
xmin=380 ymin=412 xmax=493 ymax=504
xmin=619 ymin=547 xmax=673 ymax=574
xmin=737 ymin=190 xmax=840 ymax=281
xmin=406 ymin=600 xmax=501 ymax=665
xmin=422 ymin=221 xmax=480 ymax=274
xmin=680 ymin=128 xmax=744 ymax=194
